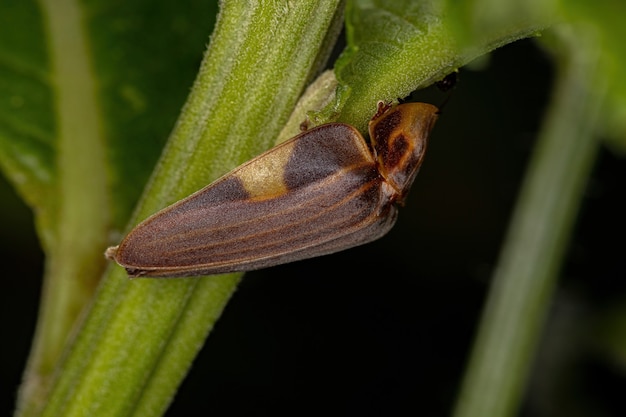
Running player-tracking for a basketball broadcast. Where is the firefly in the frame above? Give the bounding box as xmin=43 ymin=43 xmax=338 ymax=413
xmin=106 ymin=102 xmax=438 ymax=277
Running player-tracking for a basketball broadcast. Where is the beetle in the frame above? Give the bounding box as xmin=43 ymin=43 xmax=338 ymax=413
xmin=106 ymin=102 xmax=438 ymax=277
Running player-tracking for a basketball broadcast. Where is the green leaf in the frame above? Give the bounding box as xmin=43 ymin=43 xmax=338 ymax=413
xmin=444 ymin=0 xmax=558 ymax=46
xmin=440 ymin=0 xmax=626 ymax=153
xmin=561 ymin=0 xmax=626 ymax=153
xmin=0 ymin=0 xmax=55 ymax=245
xmin=1 ymin=0 xmax=218 ymax=415
xmin=324 ymin=0 xmax=552 ymax=131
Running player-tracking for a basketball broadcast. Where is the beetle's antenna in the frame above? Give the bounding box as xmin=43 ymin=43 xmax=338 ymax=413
xmin=435 ymin=71 xmax=459 ymax=113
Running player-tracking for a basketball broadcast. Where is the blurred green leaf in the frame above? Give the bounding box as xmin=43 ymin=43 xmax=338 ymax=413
xmin=445 ymin=0 xmax=558 ymax=46
xmin=441 ymin=0 xmax=626 ymax=152
xmin=562 ymin=0 xmax=626 ymax=152
xmin=0 ymin=0 xmax=217 ymax=240
xmin=0 ymin=0 xmax=55 ymax=243
xmin=1 ymin=1 xmax=218 ymax=415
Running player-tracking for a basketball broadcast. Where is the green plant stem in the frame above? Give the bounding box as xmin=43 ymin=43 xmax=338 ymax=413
xmin=17 ymin=2 xmax=342 ymax=417
xmin=17 ymin=0 xmax=109 ymax=414
xmin=452 ymin=27 xmax=603 ymax=417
